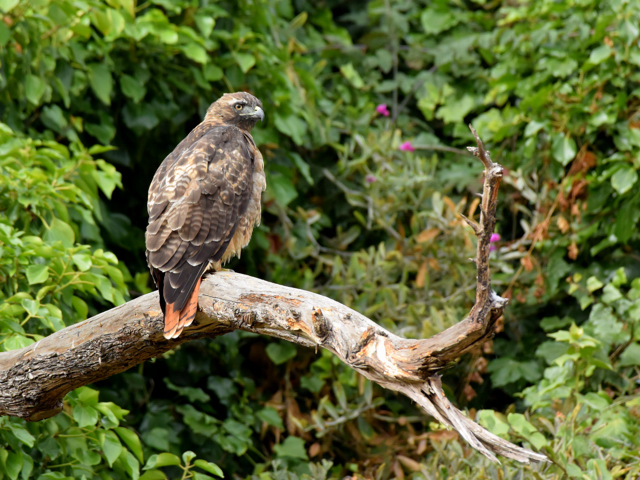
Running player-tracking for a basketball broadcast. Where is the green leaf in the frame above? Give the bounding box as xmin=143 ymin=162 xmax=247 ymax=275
xmin=580 ymin=392 xmax=611 ymax=411
xmin=96 ymin=275 xmax=114 ymax=302
xmin=120 ymin=75 xmax=146 ymax=103
xmin=139 ymin=470 xmax=167 ymax=480
xmin=144 ymin=453 xmax=181 ymax=469
xmin=4 ymin=335 xmax=34 ymax=350
xmin=0 ymin=0 xmax=19 ymax=12
xmin=72 ymin=254 xmax=92 ymax=272
xmin=601 ymin=284 xmax=622 ymax=303
xmin=91 ymin=9 xmax=112 ymax=36
xmin=102 ymin=430 xmax=123 ymax=467
xmin=73 ymin=405 xmax=99 ymax=427
xmin=159 ymin=29 xmax=178 ymax=44
xmin=586 ymin=276 xmax=604 ymax=292
xmin=183 ymin=44 xmax=209 ymax=64
xmin=74 ymin=449 xmax=104 ymax=467
xmin=77 ymin=386 xmax=99 ymax=405
xmin=193 ymin=474 xmax=216 ymax=480
xmin=436 ymin=95 xmax=475 ymax=124
xmin=165 ymin=379 xmax=210 ymax=403
xmin=96 ymin=402 xmax=129 ymax=422
xmin=142 ymin=428 xmax=170 ymax=451
xmin=26 ymin=265 xmax=49 ymax=285
xmin=421 ymin=8 xmax=457 ymax=34
xmin=41 ymin=105 xmax=67 ymax=132
xmin=589 ymin=44 xmax=612 ymax=65
xmin=72 ymin=296 xmax=89 ymax=319
xmin=195 ymin=15 xmax=215 ymax=37
xmin=273 ymin=113 xmax=306 ymax=145
xmin=612 ymin=267 xmax=627 ymax=287
xmin=290 ymin=152 xmax=314 ymax=185
xmin=0 ymin=22 xmax=10 ymax=46
xmin=21 ymin=452 xmax=33 ymax=479
xmin=88 ymin=63 xmax=113 ymax=106
xmin=93 ymin=170 xmax=119 ymax=199
xmin=203 ymin=64 xmax=223 ymax=81
xmin=611 ymin=166 xmax=638 ymax=194
xmin=591 ymin=416 xmax=630 ymax=448
xmin=265 ymin=341 xmax=297 ymax=365
xmin=8 ymin=424 xmax=35 ymax=447
xmin=182 ymin=451 xmax=196 ymax=464
xmin=540 ymin=316 xmax=573 ymax=332
xmin=267 ymin=173 xmax=298 ymax=206
xmin=273 ymin=436 xmax=308 ymax=460
xmin=194 ymin=460 xmax=223 ymax=477
xmin=488 ymin=357 xmax=540 ymax=386
xmin=588 ymin=304 xmax=624 ymax=346
xmin=207 ymin=376 xmax=235 ymax=405
xmin=25 ymin=75 xmax=45 ymax=105
xmin=21 ymin=298 xmax=39 ymax=316
xmin=88 ymin=145 xmax=118 ymax=155
xmin=300 ymin=374 xmax=324 ymax=393
xmin=115 ymin=427 xmax=144 ymax=463
xmin=257 ymin=407 xmax=284 ymax=429
xmin=119 ymin=450 xmax=140 ymax=480
xmin=44 ymin=218 xmax=75 ymax=248
xmin=507 ymin=413 xmax=537 ymax=436
xmin=119 ymin=0 xmax=135 ymax=16
xmin=105 ymin=8 xmax=125 ymax=37
xmin=566 ymin=464 xmax=584 ymax=478
xmin=234 ymin=53 xmax=255 ymax=73
xmin=524 ymin=121 xmax=546 ymax=137
xmin=619 ymin=342 xmax=640 ymax=366
xmin=86 ymin=114 xmax=116 ymax=144
xmin=5 ymin=451 xmax=22 ymax=480
xmin=340 ymin=63 xmax=364 ymax=89
xmin=551 ymin=133 xmax=577 ymax=166
xmin=477 ymin=410 xmax=510 ymax=436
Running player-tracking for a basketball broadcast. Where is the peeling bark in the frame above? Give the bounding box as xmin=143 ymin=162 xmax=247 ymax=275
xmin=0 ymin=127 xmax=547 ymax=464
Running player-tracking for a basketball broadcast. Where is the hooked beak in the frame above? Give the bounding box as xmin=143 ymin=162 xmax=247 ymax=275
xmin=248 ymin=105 xmax=264 ymax=122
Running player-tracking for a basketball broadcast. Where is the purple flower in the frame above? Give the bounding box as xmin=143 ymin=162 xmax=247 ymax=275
xmin=489 ymin=233 xmax=501 ymax=252
xmin=365 ymin=174 xmax=377 ymax=184
xmin=399 ymin=141 xmax=415 ymax=152
xmin=376 ymin=104 xmax=390 ymax=117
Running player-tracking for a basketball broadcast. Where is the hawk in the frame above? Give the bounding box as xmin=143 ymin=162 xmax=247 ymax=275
xmin=145 ymin=92 xmax=266 ymax=339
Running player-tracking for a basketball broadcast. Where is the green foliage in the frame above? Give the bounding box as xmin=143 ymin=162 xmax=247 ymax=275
xmin=2 ymin=0 xmax=640 ymax=478
xmin=0 ymin=123 xmax=127 ymax=349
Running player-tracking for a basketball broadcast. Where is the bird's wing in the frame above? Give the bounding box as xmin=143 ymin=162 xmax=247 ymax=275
xmin=145 ymin=124 xmax=255 ymax=337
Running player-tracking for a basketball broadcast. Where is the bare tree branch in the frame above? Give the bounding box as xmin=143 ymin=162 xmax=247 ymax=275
xmin=0 ymin=127 xmax=547 ymax=464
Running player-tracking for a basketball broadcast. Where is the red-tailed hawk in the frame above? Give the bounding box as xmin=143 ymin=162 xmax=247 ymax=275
xmin=145 ymin=92 xmax=266 ymax=339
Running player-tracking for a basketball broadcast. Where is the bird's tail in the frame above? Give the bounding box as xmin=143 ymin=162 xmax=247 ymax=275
xmin=163 ymin=277 xmax=202 ymax=339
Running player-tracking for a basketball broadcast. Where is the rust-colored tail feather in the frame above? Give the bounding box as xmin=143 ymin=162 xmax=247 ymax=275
xmin=163 ymin=277 xmax=202 ymax=339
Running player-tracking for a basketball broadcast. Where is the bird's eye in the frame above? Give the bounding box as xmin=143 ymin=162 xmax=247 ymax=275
xmin=234 ymin=104 xmax=243 ymax=110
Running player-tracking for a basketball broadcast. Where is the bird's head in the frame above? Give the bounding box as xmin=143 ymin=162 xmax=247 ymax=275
xmin=205 ymin=92 xmax=264 ymax=130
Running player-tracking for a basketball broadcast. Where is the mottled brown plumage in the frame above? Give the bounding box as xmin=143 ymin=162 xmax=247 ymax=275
xmin=145 ymin=92 xmax=266 ymax=339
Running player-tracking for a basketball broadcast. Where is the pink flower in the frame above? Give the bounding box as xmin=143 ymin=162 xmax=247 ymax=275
xmin=489 ymin=233 xmax=501 ymax=252
xmin=376 ymin=104 xmax=390 ymax=116
xmin=365 ymin=174 xmax=377 ymax=184
xmin=399 ymin=141 xmax=415 ymax=152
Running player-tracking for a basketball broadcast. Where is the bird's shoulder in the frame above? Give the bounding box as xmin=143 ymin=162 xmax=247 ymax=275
xmin=164 ymin=123 xmax=254 ymax=171
xmin=148 ymin=122 xmax=256 ymax=214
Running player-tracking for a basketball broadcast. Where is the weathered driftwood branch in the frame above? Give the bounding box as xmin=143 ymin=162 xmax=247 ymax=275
xmin=0 ymin=127 xmax=546 ymax=464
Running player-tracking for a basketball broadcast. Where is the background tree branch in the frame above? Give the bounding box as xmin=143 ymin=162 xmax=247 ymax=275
xmin=0 ymin=128 xmax=546 ymax=464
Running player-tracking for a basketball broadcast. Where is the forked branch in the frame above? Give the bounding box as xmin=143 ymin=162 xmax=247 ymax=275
xmin=0 ymin=126 xmax=546 ymax=464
